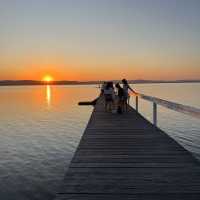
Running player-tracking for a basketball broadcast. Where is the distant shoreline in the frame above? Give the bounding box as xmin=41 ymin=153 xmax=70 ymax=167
xmin=0 ymin=80 xmax=200 ymax=86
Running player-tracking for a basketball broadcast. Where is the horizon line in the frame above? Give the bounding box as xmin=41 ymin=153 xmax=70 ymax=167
xmin=0 ymin=79 xmax=200 ymax=82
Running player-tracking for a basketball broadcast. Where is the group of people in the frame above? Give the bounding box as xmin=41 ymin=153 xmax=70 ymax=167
xmin=101 ymin=79 xmax=137 ymax=114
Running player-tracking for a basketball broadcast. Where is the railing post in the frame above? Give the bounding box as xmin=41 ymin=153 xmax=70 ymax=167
xmin=153 ymin=102 xmax=157 ymax=126
xmin=136 ymin=96 xmax=138 ymax=112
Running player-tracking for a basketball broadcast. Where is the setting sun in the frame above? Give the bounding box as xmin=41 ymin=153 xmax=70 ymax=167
xmin=42 ymin=75 xmax=54 ymax=82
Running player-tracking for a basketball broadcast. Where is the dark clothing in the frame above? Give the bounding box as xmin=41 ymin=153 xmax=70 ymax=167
xmin=118 ymin=87 xmax=124 ymax=100
xmin=104 ymin=94 xmax=113 ymax=102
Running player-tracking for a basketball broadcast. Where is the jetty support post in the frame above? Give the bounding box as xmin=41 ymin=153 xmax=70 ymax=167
xmin=136 ymin=96 xmax=139 ymax=112
xmin=153 ymin=102 xmax=157 ymax=126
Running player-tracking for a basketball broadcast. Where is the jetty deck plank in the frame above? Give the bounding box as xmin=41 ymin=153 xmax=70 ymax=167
xmin=55 ymin=97 xmax=200 ymax=200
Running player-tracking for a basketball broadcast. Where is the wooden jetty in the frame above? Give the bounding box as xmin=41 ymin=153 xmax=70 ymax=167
xmin=55 ymin=96 xmax=200 ymax=200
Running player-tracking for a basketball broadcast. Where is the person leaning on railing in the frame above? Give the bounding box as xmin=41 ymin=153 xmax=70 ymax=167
xmin=122 ymin=79 xmax=137 ymax=111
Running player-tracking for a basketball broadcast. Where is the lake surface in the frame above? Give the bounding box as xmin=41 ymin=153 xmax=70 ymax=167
xmin=0 ymin=83 xmax=200 ymax=200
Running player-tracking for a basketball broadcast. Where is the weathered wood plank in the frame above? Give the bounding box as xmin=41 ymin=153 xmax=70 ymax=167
xmin=69 ymin=162 xmax=198 ymax=168
xmin=56 ymin=194 xmax=200 ymax=200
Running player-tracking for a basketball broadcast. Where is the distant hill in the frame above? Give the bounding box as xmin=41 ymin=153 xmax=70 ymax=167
xmin=0 ymin=79 xmax=200 ymax=86
xmin=128 ymin=79 xmax=200 ymax=84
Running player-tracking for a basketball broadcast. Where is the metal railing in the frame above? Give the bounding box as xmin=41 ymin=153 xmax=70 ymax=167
xmin=134 ymin=93 xmax=200 ymax=126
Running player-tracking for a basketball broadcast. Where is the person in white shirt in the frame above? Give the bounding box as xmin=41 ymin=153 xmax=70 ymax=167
xmin=104 ymin=82 xmax=115 ymax=112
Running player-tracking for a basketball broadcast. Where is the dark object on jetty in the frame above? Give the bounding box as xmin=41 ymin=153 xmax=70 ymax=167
xmin=78 ymin=97 xmax=99 ymax=106
xmin=55 ymin=96 xmax=200 ymax=200
xmin=117 ymin=105 xmax=123 ymax=114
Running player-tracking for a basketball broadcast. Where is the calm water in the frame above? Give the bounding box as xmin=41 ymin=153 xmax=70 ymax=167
xmin=0 ymin=83 xmax=200 ymax=200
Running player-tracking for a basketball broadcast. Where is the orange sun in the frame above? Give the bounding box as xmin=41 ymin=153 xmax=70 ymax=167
xmin=42 ymin=75 xmax=54 ymax=82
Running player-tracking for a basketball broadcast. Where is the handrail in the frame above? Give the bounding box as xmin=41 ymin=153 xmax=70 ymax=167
xmin=133 ymin=93 xmax=200 ymax=126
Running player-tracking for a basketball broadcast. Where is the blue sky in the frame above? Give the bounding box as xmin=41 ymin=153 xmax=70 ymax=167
xmin=0 ymin=0 xmax=200 ymax=80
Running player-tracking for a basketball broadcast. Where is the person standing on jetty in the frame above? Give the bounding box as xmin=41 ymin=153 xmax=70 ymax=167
xmin=101 ymin=82 xmax=106 ymax=95
xmin=122 ymin=79 xmax=137 ymax=111
xmin=115 ymin=83 xmax=125 ymax=114
xmin=103 ymin=82 xmax=115 ymax=112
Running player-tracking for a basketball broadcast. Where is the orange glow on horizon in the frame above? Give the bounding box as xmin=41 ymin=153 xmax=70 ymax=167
xmin=42 ymin=75 xmax=54 ymax=82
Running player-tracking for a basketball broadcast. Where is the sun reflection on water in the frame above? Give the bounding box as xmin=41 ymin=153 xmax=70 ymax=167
xmin=46 ymin=85 xmax=51 ymax=107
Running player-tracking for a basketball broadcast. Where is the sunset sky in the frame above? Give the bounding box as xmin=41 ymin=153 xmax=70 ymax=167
xmin=0 ymin=0 xmax=200 ymax=81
